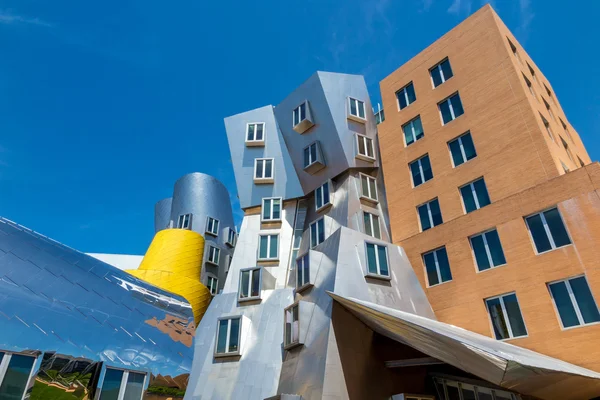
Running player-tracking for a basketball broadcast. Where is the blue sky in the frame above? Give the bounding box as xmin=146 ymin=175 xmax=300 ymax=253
xmin=0 ymin=0 xmax=599 ymax=255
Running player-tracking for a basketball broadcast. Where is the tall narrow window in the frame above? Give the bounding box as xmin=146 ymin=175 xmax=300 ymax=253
xmin=207 ymin=276 xmax=218 ymax=295
xmin=315 ymin=181 xmax=331 ymax=211
xmin=525 ymin=207 xmax=571 ymax=254
xmin=578 ymin=156 xmax=585 ymax=168
xmin=539 ymin=113 xmax=554 ymax=142
xmin=363 ymin=212 xmax=381 ymax=239
xmin=262 ymin=197 xmax=282 ymax=222
xmin=485 ymin=293 xmax=528 ymax=340
xmin=439 ymin=93 xmax=464 ymax=125
xmin=359 ymin=174 xmax=378 ymax=202
xmin=303 ymin=141 xmax=326 ymax=172
xmin=356 ymin=134 xmax=375 ymax=161
xmin=559 ymin=118 xmax=574 ymax=142
xmin=226 ymin=227 xmax=237 ymax=247
xmin=284 ymin=304 xmax=300 ymax=347
xmin=176 ymin=213 xmax=192 ymax=229
xmin=348 ymin=97 xmax=366 ymax=120
xmin=396 ymin=82 xmax=416 ymax=110
xmin=402 ymin=116 xmax=424 ymax=146
xmin=417 ymin=198 xmax=443 ymax=231
xmin=0 ymin=353 xmax=36 ymax=400
xmin=423 ymin=247 xmax=452 ymax=286
xmin=430 ymin=58 xmax=453 ymax=88
xmin=365 ymin=243 xmax=389 ymax=277
xmin=507 ymin=38 xmax=523 ymax=65
xmin=310 ymin=218 xmax=325 ymax=248
xmin=215 ymin=317 xmax=241 ymax=356
xmin=304 ymin=142 xmax=318 ymax=168
xmin=448 ymin=132 xmax=477 ymax=167
xmin=246 ymin=122 xmax=265 ymax=144
xmin=292 ymin=101 xmax=314 ymax=133
xmin=258 ymin=234 xmax=279 ymax=260
xmin=239 ymin=267 xmax=261 ymax=301
xmin=207 ymin=246 xmax=220 ymax=265
xmin=560 ymin=137 xmax=575 ymax=163
xmin=522 ymin=74 xmax=538 ymax=102
xmin=548 ymin=276 xmax=600 ymax=328
xmin=254 ymin=158 xmax=274 ymax=182
xmin=470 ymin=229 xmax=506 ymax=272
xmin=460 ymin=177 xmax=490 ymax=213
xmin=527 ymin=63 xmax=539 ymax=86
xmin=296 ymin=253 xmax=310 ymax=289
xmin=206 ymin=217 xmax=220 ymax=236
xmin=409 ymin=154 xmax=433 ymax=187
xmin=543 ymin=98 xmax=556 ymax=121
xmin=293 ymin=102 xmax=307 ymax=127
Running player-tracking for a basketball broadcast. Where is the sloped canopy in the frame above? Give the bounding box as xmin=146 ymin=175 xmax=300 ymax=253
xmin=328 ymin=292 xmax=600 ymax=400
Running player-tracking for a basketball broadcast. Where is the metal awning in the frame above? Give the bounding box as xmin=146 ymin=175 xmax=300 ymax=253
xmin=328 ymin=292 xmax=600 ymax=400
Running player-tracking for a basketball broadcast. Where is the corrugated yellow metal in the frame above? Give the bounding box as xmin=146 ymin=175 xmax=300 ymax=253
xmin=129 ymin=229 xmax=211 ymax=323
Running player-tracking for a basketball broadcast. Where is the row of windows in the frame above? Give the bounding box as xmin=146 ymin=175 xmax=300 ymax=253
xmin=174 ymin=214 xmax=237 ymax=246
xmin=397 ymin=58 xmax=454 ymax=115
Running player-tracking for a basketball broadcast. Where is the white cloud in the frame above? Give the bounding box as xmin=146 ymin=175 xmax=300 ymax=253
xmin=0 ymin=10 xmax=52 ymax=28
xmin=447 ymin=0 xmax=473 ymax=15
xmin=516 ymin=0 xmax=534 ymax=40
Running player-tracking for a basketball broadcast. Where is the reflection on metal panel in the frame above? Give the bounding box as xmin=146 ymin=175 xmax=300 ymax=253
xmin=154 ymin=198 xmax=173 ymax=233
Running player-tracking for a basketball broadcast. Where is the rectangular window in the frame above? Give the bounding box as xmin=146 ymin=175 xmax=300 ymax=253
xmin=548 ymin=276 xmax=600 ymax=329
xmin=525 ymin=207 xmax=571 ymax=253
xmin=375 ymin=108 xmax=385 ymax=124
xmin=470 ymin=229 xmax=506 ymax=272
xmin=359 ymin=173 xmax=378 ymax=202
xmin=348 ymin=97 xmax=366 ymax=120
xmin=430 ymin=58 xmax=453 ymax=88
xmin=539 ymin=113 xmax=554 ymax=142
xmin=508 ymin=38 xmax=523 ymax=65
xmin=310 ymin=218 xmax=325 ymax=248
xmin=448 ymin=131 xmax=477 ymax=167
xmin=402 ymin=115 xmax=424 ymax=146
xmin=356 ymin=134 xmax=375 ymax=161
xmin=439 ymin=92 xmax=464 ymax=124
xmin=560 ymin=137 xmax=575 ymax=163
xmin=460 ymin=177 xmax=491 ymax=213
xmin=396 ymin=82 xmax=416 ymax=110
xmin=423 ymin=247 xmax=452 ymax=286
xmin=258 ymin=234 xmax=279 ymax=260
xmin=226 ymin=227 xmax=237 ymax=247
xmin=215 ymin=317 xmax=241 ymax=356
xmin=207 ymin=276 xmax=218 ymax=295
xmin=246 ymin=122 xmax=265 ymax=143
xmin=239 ymin=267 xmax=261 ymax=300
xmin=303 ymin=141 xmax=324 ymax=168
xmin=485 ymin=293 xmax=528 ymax=340
xmin=409 ymin=154 xmax=433 ymax=187
xmin=363 ymin=212 xmax=381 ymax=239
xmin=527 ymin=63 xmax=539 ymax=86
xmin=315 ymin=181 xmax=331 ymax=211
xmin=293 ymin=102 xmax=307 ymax=127
xmin=206 ymin=217 xmax=220 ymax=236
xmin=177 ymin=213 xmax=192 ymax=229
xmin=417 ymin=198 xmax=443 ymax=232
xmin=543 ymin=98 xmax=556 ymax=121
xmin=99 ymin=368 xmax=145 ymax=400
xmin=284 ymin=304 xmax=300 ymax=347
xmin=0 ymin=353 xmax=36 ymax=400
xmin=207 ymin=246 xmax=220 ymax=265
xmin=296 ymin=253 xmax=310 ymax=289
xmin=522 ymin=74 xmax=538 ymax=102
xmin=254 ymin=158 xmax=274 ymax=181
xmin=365 ymin=242 xmax=389 ymax=277
xmin=262 ymin=197 xmax=282 ymax=222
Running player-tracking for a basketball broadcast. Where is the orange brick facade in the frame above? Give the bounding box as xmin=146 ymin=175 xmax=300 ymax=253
xmin=378 ymin=5 xmax=600 ymax=371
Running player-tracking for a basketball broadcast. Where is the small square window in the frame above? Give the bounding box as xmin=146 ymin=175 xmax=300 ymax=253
xmin=284 ymin=304 xmax=300 ymax=348
xmin=363 ymin=212 xmax=381 ymax=239
xmin=226 ymin=227 xmax=237 ymax=247
xmin=460 ymin=177 xmax=490 ymax=213
xmin=246 ymin=122 xmax=265 ymax=146
xmin=396 ymin=82 xmax=416 ymax=110
xmin=176 ymin=213 xmax=192 ymax=229
xmin=262 ymin=197 xmax=282 ymax=222
xmin=448 ymin=131 xmax=477 ymax=167
xmin=439 ymin=92 xmax=464 ymax=125
xmin=258 ymin=234 xmax=279 ymax=261
xmin=296 ymin=253 xmax=310 ymax=290
xmin=485 ymin=293 xmax=527 ymax=340
xmin=206 ymin=217 xmax=220 ymax=236
xmin=348 ymin=97 xmax=366 ymax=122
xmin=409 ymin=154 xmax=433 ymax=187
xmin=356 ymin=134 xmax=376 ymax=162
xmin=292 ymin=101 xmax=314 ymax=133
xmin=254 ymin=158 xmax=274 ymax=183
xmin=417 ymin=198 xmax=443 ymax=232
xmin=423 ymin=247 xmax=452 ymax=286
xmin=315 ymin=181 xmax=331 ymax=212
xmin=430 ymin=58 xmax=453 ymax=88
xmin=207 ymin=276 xmax=218 ymax=295
xmin=525 ymin=207 xmax=571 ymax=254
xmin=470 ymin=229 xmax=506 ymax=272
xmin=359 ymin=173 xmax=378 ymax=202
xmin=365 ymin=242 xmax=389 ymax=278
xmin=548 ymin=275 xmax=600 ymax=329
xmin=239 ymin=267 xmax=261 ymax=301
xmin=207 ymin=246 xmax=220 ymax=265
xmin=402 ymin=116 xmax=424 ymax=147
xmin=310 ymin=218 xmax=325 ymax=248
xmin=303 ymin=141 xmax=326 ymax=174
xmin=215 ymin=317 xmax=241 ymax=356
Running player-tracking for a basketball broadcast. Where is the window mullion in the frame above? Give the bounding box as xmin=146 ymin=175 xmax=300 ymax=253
xmin=448 ymin=99 xmax=456 ymax=119
xmin=482 ymin=233 xmax=495 ymax=268
xmin=427 ymin=203 xmax=434 ymax=228
xmin=471 ymin=183 xmax=480 ymax=209
xmin=404 ymin=89 xmax=409 ymax=105
xmin=418 ymin=159 xmax=424 ymax=181
xmin=566 ymin=280 xmax=585 ymax=325
xmin=374 ymin=244 xmax=381 ymax=274
xmin=499 ymin=296 xmax=514 ymax=338
xmin=540 ymin=212 xmax=557 ymax=249
xmin=117 ymin=370 xmax=128 ymax=400
xmin=433 ymin=251 xmax=442 ymax=284
xmin=225 ymin=319 xmax=232 ymax=351
xmin=438 ymin=64 xmax=444 ymax=83
xmin=458 ymin=137 xmax=467 ymax=163
xmin=0 ymin=354 xmax=12 ymax=387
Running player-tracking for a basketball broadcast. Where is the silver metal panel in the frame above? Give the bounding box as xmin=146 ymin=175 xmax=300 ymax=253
xmin=154 ymin=197 xmax=173 ymax=232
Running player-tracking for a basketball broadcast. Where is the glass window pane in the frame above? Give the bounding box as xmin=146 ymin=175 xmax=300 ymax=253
xmin=410 ymin=161 xmax=422 ymax=186
xmin=418 ymin=204 xmax=432 ymax=231
xmin=403 ymin=123 xmax=415 ymax=145
xmin=449 ymin=138 xmax=464 ymax=166
xmin=503 ymin=293 xmax=527 ymax=337
xmin=310 ymin=143 xmax=317 ymax=163
xmin=372 ymin=216 xmax=381 ymax=239
xmin=398 ymin=90 xmax=407 ymax=109
xmin=461 ymin=185 xmax=476 ymax=213
xmin=473 ymin=178 xmax=490 ymax=208
xmin=228 ymin=318 xmax=240 ymax=352
xmin=350 ymin=99 xmax=357 ymax=116
xmin=358 ymin=136 xmax=366 ymax=155
xmin=461 ymin=132 xmax=477 ymax=160
xmin=526 ymin=214 xmax=552 ymax=253
xmin=251 ymin=269 xmax=261 ymax=297
xmin=477 ymin=390 xmax=493 ymax=400
xmin=430 ymin=199 xmax=443 ymax=226
xmin=413 ymin=117 xmax=424 ymax=140
xmin=263 ymin=199 xmax=272 ymax=220
xmin=255 ymin=160 xmax=263 ymax=178
xmin=431 ymin=68 xmax=443 ymax=87
xmin=441 ymin=59 xmax=453 ymax=80
xmin=461 ymin=387 xmax=476 ymax=400
xmin=446 ymin=383 xmax=461 ymax=400
xmin=421 ymin=156 xmax=433 ymax=181
xmin=318 ymin=219 xmax=325 ymax=244
xmin=369 ymin=178 xmax=377 ymax=200
xmin=269 ymin=235 xmax=278 ymax=259
xmin=299 ymin=102 xmax=306 ymax=121
xmin=123 ymin=372 xmax=145 ymax=400
xmin=358 ymin=101 xmax=365 ymax=118
xmin=486 ymin=230 xmax=506 ymax=266
xmin=264 ymin=160 xmax=272 ymax=178
xmin=303 ymin=147 xmax=310 ymax=167
xmin=272 ymin=199 xmax=281 ymax=220
xmin=259 ymin=236 xmax=268 ymax=259
xmin=0 ymin=355 xmax=35 ymax=400
xmin=424 ymin=252 xmax=439 ymax=286
xmin=311 ymin=223 xmax=317 ymax=248
xmin=440 ymin=101 xmax=453 ymax=124
xmin=486 ymin=297 xmax=510 ymax=340
xmin=256 ymin=124 xmax=263 ymax=140
xmin=377 ymin=245 xmax=388 ymax=276
xmin=366 ymin=138 xmax=374 ymax=158
xmin=366 ymin=243 xmax=377 ymax=274
xmin=437 ymin=248 xmax=452 ymax=282
xmin=451 ymin=94 xmax=464 ymax=118
xmin=544 ymin=208 xmax=571 ymax=248
xmin=247 ymin=124 xmax=255 ymax=141
xmin=471 ymin=234 xmax=491 ymax=271
xmin=550 ymin=281 xmax=580 ymax=328
xmin=323 ymin=182 xmax=330 ymax=205
xmin=99 ymin=368 xmax=124 ymax=400
xmin=316 ymin=187 xmax=323 ymax=209
xmin=303 ymin=256 xmax=310 ymax=284
xmin=361 ymin=175 xmax=369 ymax=197
xmin=569 ymin=277 xmax=600 ymax=324
xmin=240 ymin=271 xmax=250 ymax=298
xmin=293 ymin=108 xmax=299 ymax=126
xmin=406 ymin=83 xmax=416 ymax=103
xmin=364 ymin=213 xmax=373 ymax=236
